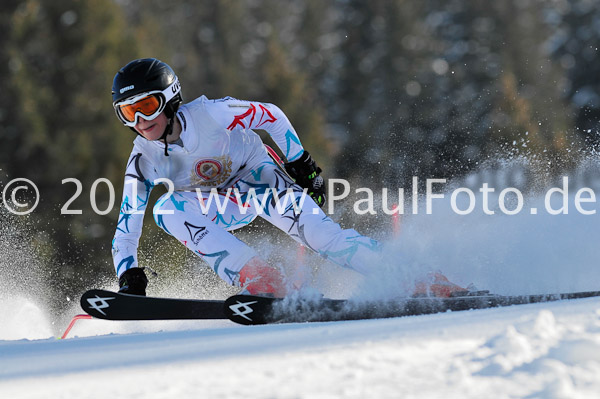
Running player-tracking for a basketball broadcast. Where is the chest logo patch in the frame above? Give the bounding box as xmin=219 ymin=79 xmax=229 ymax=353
xmin=191 ymin=156 xmax=232 ymax=187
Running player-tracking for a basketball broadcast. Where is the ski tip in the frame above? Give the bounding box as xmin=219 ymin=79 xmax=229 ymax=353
xmin=80 ymin=289 xmax=118 ymax=319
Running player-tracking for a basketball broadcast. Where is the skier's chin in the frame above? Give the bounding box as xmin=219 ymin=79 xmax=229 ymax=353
xmin=139 ymin=124 xmax=164 ymax=140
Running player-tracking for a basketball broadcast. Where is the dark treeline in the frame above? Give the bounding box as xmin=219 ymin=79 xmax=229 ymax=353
xmin=1 ymin=0 xmax=599 ymax=314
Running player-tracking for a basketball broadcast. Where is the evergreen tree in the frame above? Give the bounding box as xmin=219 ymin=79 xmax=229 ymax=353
xmin=1 ymin=0 xmax=140 ymax=315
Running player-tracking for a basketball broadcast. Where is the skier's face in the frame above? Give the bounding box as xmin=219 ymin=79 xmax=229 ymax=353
xmin=134 ymin=112 xmax=168 ymax=141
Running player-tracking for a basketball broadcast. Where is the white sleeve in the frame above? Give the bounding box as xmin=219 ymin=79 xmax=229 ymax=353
xmin=112 ymin=151 xmax=159 ymax=277
xmin=205 ymin=97 xmax=305 ymax=162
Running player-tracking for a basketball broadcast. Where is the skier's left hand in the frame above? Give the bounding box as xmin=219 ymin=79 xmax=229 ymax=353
xmin=284 ymin=150 xmax=326 ymax=207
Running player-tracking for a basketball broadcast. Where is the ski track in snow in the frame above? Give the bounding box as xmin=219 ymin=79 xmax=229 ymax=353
xmin=1 ymin=298 xmax=600 ymax=399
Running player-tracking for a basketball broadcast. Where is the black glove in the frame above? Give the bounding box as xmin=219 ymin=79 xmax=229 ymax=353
xmin=284 ymin=150 xmax=326 ymax=207
xmin=118 ymin=267 xmax=148 ymax=296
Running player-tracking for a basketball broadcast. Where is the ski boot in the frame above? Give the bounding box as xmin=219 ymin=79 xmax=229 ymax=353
xmin=237 ymin=258 xmax=287 ymax=298
xmin=412 ymin=271 xmax=469 ymax=298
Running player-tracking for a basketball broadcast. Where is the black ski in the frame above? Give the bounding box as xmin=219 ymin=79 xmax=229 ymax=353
xmin=80 ymin=289 xmax=600 ymax=325
xmin=223 ymin=290 xmax=600 ymax=325
xmin=80 ymin=289 xmax=227 ymax=320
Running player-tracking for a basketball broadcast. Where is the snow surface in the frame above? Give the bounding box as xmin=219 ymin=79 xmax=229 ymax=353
xmin=1 ymin=191 xmax=600 ymax=398
xmin=1 ymin=299 xmax=600 ymax=398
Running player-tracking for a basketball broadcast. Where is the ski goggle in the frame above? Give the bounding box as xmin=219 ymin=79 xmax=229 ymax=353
xmin=114 ymin=79 xmax=180 ymax=127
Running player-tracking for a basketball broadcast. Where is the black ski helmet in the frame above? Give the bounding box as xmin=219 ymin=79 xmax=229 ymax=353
xmin=112 ymin=58 xmax=183 ymax=121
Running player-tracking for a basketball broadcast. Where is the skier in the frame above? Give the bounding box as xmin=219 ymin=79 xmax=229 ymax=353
xmin=111 ymin=58 xmax=466 ymax=298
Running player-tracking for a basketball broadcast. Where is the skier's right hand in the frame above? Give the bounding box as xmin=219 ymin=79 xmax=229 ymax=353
xmin=118 ymin=267 xmax=148 ymax=296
